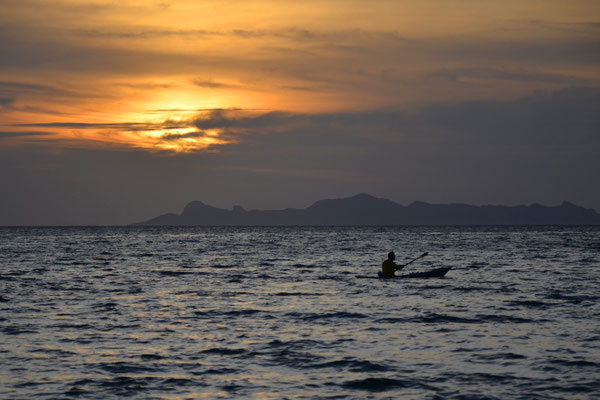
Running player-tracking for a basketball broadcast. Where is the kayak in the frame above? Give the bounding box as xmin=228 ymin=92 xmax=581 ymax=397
xmin=355 ymin=267 xmax=451 ymax=279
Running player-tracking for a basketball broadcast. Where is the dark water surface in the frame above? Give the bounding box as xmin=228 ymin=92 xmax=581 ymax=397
xmin=1 ymin=226 xmax=599 ymax=399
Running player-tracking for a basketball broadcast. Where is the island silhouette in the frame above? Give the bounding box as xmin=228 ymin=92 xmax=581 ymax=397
xmin=133 ymin=193 xmax=600 ymax=225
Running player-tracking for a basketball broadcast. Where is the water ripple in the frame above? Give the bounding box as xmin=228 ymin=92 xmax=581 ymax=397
xmin=1 ymin=226 xmax=599 ymax=399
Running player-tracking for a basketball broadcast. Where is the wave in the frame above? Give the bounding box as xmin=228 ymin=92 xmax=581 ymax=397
xmin=3 ymin=226 xmax=599 ymax=399
xmin=548 ymin=358 xmax=599 ymax=368
xmin=338 ymin=377 xmax=436 ymax=392
xmin=50 ymin=323 xmax=95 ymax=330
xmin=264 ymin=339 xmax=321 ymax=349
xmin=201 ymin=367 xmax=239 ymax=375
xmin=476 ymin=314 xmax=538 ymax=323
xmin=2 ymin=325 xmax=38 ymax=335
xmin=158 ymin=270 xmax=195 ymax=276
xmin=506 ymin=300 xmax=556 ymax=309
xmin=0 ymin=274 xmax=20 ymax=281
xmin=285 ymin=311 xmax=369 ymax=321
xmin=91 ymin=302 xmax=120 ymax=311
xmin=449 ymin=371 xmax=531 ymax=384
xmin=193 ymin=309 xmax=265 ymax=318
xmin=273 ymin=292 xmax=325 ymax=296
xmin=452 ymin=286 xmax=515 ymax=293
xmin=139 ymin=354 xmax=166 ymax=361
xmin=292 ymin=263 xmax=323 ymax=268
xmin=132 ymin=252 xmax=155 ymax=258
xmin=29 ymin=348 xmax=77 ymax=356
xmin=201 ymin=347 xmax=248 ymax=356
xmin=67 ymin=376 xmax=203 ymax=397
xmin=474 ymin=352 xmax=528 ymax=361
xmin=96 ymin=362 xmax=158 ymax=374
xmin=377 ymin=313 xmax=537 ymax=324
xmin=263 ymin=348 xmax=320 ymax=368
xmin=545 ymin=292 xmax=600 ymax=303
xmin=308 ymin=357 xmax=391 ymax=372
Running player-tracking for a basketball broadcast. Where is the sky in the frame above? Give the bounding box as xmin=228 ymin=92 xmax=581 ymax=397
xmin=1 ymin=0 xmax=599 ymax=225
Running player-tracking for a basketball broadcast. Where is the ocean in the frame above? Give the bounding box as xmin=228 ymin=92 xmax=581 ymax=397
xmin=1 ymin=226 xmax=599 ymax=399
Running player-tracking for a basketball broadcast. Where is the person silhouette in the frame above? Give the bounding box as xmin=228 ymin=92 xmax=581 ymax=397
xmin=379 ymin=251 xmax=404 ymax=278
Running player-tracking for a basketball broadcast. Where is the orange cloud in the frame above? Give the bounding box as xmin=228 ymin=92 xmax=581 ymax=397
xmin=1 ymin=0 xmax=599 ymax=152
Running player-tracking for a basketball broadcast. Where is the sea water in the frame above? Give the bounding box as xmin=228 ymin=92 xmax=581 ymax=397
xmin=1 ymin=226 xmax=599 ymax=399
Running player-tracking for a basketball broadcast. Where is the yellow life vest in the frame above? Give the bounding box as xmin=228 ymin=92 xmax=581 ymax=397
xmin=381 ymin=259 xmax=397 ymax=278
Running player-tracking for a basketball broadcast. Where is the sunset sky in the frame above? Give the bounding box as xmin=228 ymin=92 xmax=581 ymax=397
xmin=1 ymin=0 xmax=599 ymax=224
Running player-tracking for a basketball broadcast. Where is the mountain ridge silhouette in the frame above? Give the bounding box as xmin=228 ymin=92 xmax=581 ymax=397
xmin=133 ymin=193 xmax=600 ymax=225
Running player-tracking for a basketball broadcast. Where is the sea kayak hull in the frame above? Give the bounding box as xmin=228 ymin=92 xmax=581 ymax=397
xmin=355 ymin=267 xmax=451 ymax=279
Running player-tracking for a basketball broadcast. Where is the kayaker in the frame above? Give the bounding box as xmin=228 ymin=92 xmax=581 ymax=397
xmin=381 ymin=251 xmax=403 ymax=278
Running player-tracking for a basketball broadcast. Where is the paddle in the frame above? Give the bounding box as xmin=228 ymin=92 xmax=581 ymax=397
xmin=354 ymin=252 xmax=430 ymax=279
xmin=399 ymin=252 xmax=428 ymax=268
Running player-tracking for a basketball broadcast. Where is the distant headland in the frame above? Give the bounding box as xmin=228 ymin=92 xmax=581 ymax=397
xmin=132 ymin=193 xmax=600 ymax=226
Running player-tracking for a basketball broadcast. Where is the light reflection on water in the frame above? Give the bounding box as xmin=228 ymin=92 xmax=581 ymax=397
xmin=0 ymin=226 xmax=599 ymax=398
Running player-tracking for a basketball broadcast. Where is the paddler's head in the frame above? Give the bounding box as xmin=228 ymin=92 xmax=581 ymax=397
xmin=388 ymin=251 xmax=395 ymax=260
